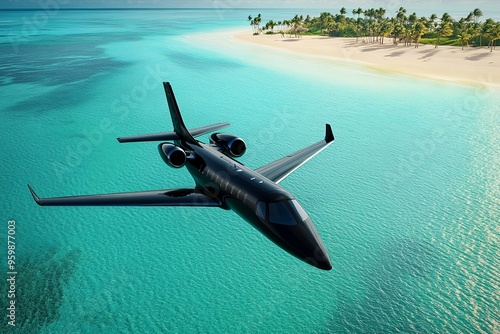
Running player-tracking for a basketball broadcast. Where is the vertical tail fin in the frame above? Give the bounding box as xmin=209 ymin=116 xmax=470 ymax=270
xmin=163 ymin=82 xmax=198 ymax=145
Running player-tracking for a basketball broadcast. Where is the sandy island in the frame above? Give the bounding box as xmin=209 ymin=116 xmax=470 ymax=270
xmin=233 ymin=31 xmax=500 ymax=87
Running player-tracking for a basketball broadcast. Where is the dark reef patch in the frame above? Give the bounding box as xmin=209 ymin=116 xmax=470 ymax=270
xmin=0 ymin=33 xmax=135 ymax=87
xmin=1 ymin=33 xmax=139 ymax=113
xmin=6 ymin=75 xmax=109 ymax=113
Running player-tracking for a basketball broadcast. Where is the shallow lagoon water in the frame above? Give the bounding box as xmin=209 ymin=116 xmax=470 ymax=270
xmin=0 ymin=9 xmax=499 ymax=333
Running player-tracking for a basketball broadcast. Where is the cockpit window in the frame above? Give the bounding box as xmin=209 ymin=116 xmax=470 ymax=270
xmin=256 ymin=200 xmax=308 ymax=225
xmin=290 ymin=200 xmax=309 ymax=222
xmin=269 ymin=201 xmax=297 ymax=225
xmin=255 ymin=201 xmax=266 ymax=220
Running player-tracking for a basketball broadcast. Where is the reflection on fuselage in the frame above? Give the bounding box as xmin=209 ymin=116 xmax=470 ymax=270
xmin=186 ymin=142 xmax=332 ymax=270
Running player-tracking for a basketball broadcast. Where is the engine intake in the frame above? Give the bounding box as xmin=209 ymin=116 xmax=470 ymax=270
xmin=210 ymin=133 xmax=246 ymax=157
xmin=158 ymin=143 xmax=187 ymax=168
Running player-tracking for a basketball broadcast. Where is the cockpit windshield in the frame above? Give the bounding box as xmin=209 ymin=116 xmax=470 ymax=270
xmin=289 ymin=200 xmax=309 ymax=222
xmin=255 ymin=200 xmax=310 ymax=225
xmin=269 ymin=201 xmax=296 ymax=225
xmin=255 ymin=201 xmax=266 ymax=221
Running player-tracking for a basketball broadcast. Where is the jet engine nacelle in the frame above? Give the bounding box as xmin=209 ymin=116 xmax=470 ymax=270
xmin=158 ymin=143 xmax=187 ymax=168
xmin=210 ymin=133 xmax=247 ymax=157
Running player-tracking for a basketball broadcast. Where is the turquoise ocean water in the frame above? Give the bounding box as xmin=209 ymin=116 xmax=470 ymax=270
xmin=0 ymin=8 xmax=499 ymax=333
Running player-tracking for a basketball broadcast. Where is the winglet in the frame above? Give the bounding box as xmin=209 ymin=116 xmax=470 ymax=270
xmin=28 ymin=184 xmax=42 ymax=206
xmin=325 ymin=124 xmax=334 ymax=143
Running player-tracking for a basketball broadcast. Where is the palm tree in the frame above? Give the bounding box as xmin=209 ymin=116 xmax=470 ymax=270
xmin=248 ymin=15 xmax=254 ymax=33
xmin=319 ymin=12 xmax=332 ymax=36
xmin=378 ymin=7 xmax=386 ymax=19
xmin=354 ymin=7 xmax=363 ymax=19
xmin=413 ymin=21 xmax=428 ymax=48
xmin=364 ymin=8 xmax=376 ymax=42
xmin=396 ymin=7 xmax=407 ymax=24
xmin=425 ymin=13 xmax=437 ymax=37
xmin=255 ymin=14 xmax=262 ymax=33
xmin=333 ymin=12 xmax=348 ymax=37
xmin=265 ymin=20 xmax=276 ymax=33
xmin=283 ymin=19 xmax=290 ymax=35
xmin=488 ymin=22 xmax=500 ymax=52
xmin=457 ymin=18 xmax=472 ymax=50
xmin=479 ymin=18 xmax=494 ymax=48
xmin=340 ymin=7 xmax=346 ymax=16
xmin=435 ymin=13 xmax=453 ymax=48
xmin=379 ymin=19 xmax=393 ymax=44
xmin=465 ymin=12 xmax=474 ymax=23
xmin=352 ymin=8 xmax=363 ymax=42
xmin=472 ymin=8 xmax=483 ymax=23
xmin=304 ymin=15 xmax=312 ymax=27
xmin=392 ymin=21 xmax=405 ymax=45
xmin=405 ymin=12 xmax=418 ymax=46
xmin=290 ymin=14 xmax=304 ymax=37
xmin=248 ymin=14 xmax=262 ymax=35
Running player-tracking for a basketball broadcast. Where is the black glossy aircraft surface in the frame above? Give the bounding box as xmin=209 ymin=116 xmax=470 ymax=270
xmin=29 ymin=82 xmax=335 ymax=270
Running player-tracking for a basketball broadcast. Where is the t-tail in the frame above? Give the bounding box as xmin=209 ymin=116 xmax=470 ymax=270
xmin=163 ymin=82 xmax=198 ymax=146
xmin=117 ymin=82 xmax=230 ymax=144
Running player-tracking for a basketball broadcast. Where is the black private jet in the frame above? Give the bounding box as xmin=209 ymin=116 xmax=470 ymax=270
xmin=29 ymin=82 xmax=335 ymax=270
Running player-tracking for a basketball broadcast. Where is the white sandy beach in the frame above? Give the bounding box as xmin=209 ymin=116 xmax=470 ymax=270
xmin=233 ymin=31 xmax=500 ymax=87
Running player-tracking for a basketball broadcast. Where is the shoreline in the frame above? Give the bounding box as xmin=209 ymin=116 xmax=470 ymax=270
xmin=232 ymin=31 xmax=500 ymax=87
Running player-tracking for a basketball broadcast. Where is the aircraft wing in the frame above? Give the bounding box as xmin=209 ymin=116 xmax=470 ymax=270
xmin=255 ymin=124 xmax=334 ymax=184
xmin=189 ymin=122 xmax=230 ymax=137
xmin=117 ymin=122 xmax=230 ymax=143
xmin=28 ymin=185 xmax=221 ymax=207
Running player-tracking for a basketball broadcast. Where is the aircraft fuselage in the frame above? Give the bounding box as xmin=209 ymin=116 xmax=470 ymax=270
xmin=180 ymin=140 xmax=332 ymax=270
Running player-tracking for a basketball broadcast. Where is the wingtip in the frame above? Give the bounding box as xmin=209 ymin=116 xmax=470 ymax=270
xmin=27 ymin=184 xmax=42 ymax=205
xmin=325 ymin=124 xmax=334 ymax=143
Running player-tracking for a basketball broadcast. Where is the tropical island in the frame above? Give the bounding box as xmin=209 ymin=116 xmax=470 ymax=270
xmin=231 ymin=8 xmax=499 ymax=86
xmin=247 ymin=8 xmax=499 ymax=50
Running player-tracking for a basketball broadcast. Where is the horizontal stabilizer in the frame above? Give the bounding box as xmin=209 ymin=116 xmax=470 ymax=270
xmin=117 ymin=122 xmax=230 ymax=143
xmin=189 ymin=122 xmax=230 ymax=137
xmin=117 ymin=132 xmax=179 ymax=143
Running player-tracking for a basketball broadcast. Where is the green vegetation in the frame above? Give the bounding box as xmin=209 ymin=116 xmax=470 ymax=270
xmin=248 ymin=8 xmax=500 ymax=51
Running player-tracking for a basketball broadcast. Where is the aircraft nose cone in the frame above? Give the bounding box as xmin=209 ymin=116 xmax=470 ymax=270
xmin=268 ymin=217 xmax=332 ymax=271
xmin=305 ymin=244 xmax=332 ymax=271
xmin=319 ymin=260 xmax=333 ymax=271
xmin=300 ymin=218 xmax=332 ymax=270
